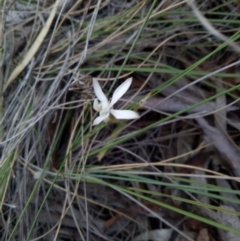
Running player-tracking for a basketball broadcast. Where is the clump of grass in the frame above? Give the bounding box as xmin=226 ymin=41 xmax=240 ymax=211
xmin=1 ymin=0 xmax=240 ymax=240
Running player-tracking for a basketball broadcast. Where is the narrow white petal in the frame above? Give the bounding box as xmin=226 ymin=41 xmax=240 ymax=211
xmin=93 ymin=113 xmax=110 ymax=125
xmin=93 ymin=78 xmax=108 ymax=103
xmin=110 ymin=109 xmax=140 ymax=120
xmin=93 ymin=99 xmax=99 ymax=111
xmin=110 ymin=78 xmax=132 ymax=107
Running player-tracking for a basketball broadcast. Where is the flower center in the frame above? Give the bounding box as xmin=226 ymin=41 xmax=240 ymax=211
xmin=99 ymin=101 xmax=110 ymax=116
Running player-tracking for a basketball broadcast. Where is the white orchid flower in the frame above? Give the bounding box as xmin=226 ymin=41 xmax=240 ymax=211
xmin=92 ymin=77 xmax=140 ymax=125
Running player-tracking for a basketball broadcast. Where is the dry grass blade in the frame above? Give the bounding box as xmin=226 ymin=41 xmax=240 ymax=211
xmin=188 ymin=0 xmax=240 ymax=53
xmin=3 ymin=0 xmax=61 ymax=92
xmin=0 ymin=0 xmax=6 ymax=141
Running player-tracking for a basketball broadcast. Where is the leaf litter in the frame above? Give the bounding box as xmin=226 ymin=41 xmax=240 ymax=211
xmin=1 ymin=0 xmax=240 ymax=240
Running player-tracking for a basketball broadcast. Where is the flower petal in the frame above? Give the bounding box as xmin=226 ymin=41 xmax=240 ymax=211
xmin=110 ymin=77 xmax=132 ymax=107
xmin=110 ymin=109 xmax=140 ymax=120
xmin=93 ymin=99 xmax=99 ymax=111
xmin=93 ymin=78 xmax=108 ymax=103
xmin=93 ymin=113 xmax=110 ymax=125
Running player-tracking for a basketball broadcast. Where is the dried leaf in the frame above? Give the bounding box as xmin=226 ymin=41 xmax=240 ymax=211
xmin=122 ymin=95 xmax=237 ymax=114
xmin=215 ymin=178 xmax=240 ymax=212
xmin=196 ymin=117 xmax=240 ymax=176
xmin=196 ymin=228 xmax=210 ymax=241
xmin=217 ymin=205 xmax=240 ymax=241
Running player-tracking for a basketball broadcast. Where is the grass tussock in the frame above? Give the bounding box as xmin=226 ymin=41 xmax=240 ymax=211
xmin=1 ymin=0 xmax=240 ymax=240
